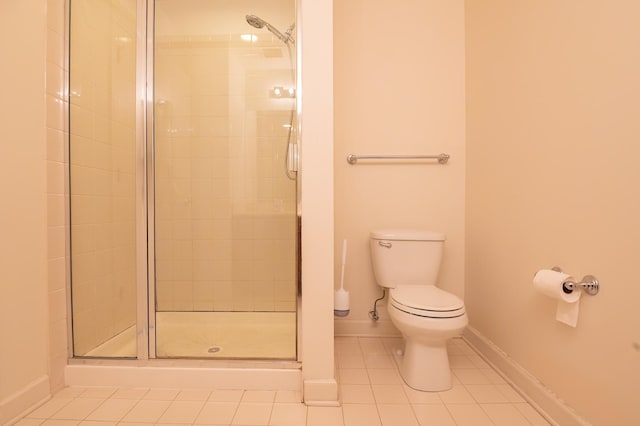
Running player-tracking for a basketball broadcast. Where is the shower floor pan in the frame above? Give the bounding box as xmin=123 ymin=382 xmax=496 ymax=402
xmin=84 ymin=311 xmax=296 ymax=359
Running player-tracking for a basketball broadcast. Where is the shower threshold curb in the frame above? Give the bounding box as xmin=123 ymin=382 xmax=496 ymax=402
xmin=65 ymin=362 xmax=302 ymax=391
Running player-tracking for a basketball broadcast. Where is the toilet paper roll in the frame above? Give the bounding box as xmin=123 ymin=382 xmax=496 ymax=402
xmin=533 ymin=269 xmax=581 ymax=327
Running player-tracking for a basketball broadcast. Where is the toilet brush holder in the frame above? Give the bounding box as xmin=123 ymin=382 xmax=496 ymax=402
xmin=334 ymin=288 xmax=350 ymax=317
xmin=334 ymin=239 xmax=350 ymax=317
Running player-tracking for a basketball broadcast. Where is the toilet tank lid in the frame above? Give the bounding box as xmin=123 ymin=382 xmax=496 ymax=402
xmin=370 ymin=229 xmax=445 ymax=241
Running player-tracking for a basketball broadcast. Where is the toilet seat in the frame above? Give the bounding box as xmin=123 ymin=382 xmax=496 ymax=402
xmin=390 ymin=286 xmax=465 ymax=318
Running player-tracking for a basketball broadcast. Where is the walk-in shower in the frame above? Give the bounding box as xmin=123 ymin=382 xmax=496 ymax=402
xmin=69 ymin=0 xmax=298 ymax=361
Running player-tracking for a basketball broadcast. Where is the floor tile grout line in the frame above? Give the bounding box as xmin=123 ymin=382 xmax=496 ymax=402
xmin=179 ymin=397 xmax=208 ymax=425
xmin=441 ymin=401 xmax=469 ymax=426
xmin=265 ymin=400 xmax=276 ymax=426
xmin=134 ymin=393 xmax=172 ymax=424
xmin=227 ymin=390 xmax=244 ymax=425
xmin=112 ymin=397 xmax=140 ymax=424
xmin=81 ymin=395 xmax=117 ymax=423
xmin=28 ymin=395 xmax=82 ymax=421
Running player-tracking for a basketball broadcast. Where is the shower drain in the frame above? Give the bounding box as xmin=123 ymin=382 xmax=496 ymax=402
xmin=207 ymin=346 xmax=222 ymax=354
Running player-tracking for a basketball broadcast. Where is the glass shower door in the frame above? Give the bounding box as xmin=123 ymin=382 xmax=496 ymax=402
xmin=69 ymin=0 xmax=139 ymax=358
xmin=153 ymin=0 xmax=298 ymax=359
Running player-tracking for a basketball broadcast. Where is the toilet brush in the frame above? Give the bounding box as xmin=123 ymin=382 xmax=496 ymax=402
xmin=334 ymin=239 xmax=350 ymax=317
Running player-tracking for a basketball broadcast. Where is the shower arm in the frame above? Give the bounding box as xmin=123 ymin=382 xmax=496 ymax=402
xmin=283 ymin=24 xmax=296 ymax=45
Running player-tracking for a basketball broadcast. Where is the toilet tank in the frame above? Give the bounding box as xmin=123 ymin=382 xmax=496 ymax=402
xmin=370 ymin=229 xmax=445 ymax=288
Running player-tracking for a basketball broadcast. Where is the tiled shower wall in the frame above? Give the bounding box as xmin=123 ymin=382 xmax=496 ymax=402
xmin=154 ymin=35 xmax=297 ymax=313
xmin=68 ymin=0 xmax=137 ymax=356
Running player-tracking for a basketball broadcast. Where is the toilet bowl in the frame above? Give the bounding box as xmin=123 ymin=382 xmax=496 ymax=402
xmin=370 ymin=229 xmax=468 ymax=391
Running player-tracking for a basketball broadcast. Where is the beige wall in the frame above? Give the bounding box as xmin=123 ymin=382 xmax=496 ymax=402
xmin=0 ymin=0 xmax=51 ymax=423
xmin=333 ymin=0 xmax=466 ymax=334
xmin=465 ymin=1 xmax=640 ymax=424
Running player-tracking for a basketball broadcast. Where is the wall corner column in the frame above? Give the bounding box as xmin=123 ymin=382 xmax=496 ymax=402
xmin=299 ymin=0 xmax=338 ymax=406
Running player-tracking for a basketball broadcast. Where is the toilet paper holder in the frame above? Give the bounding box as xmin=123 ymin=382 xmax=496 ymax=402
xmin=552 ymin=267 xmax=600 ymax=296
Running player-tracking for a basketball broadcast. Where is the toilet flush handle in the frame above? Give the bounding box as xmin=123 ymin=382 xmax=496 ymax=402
xmin=378 ymin=241 xmax=392 ymax=248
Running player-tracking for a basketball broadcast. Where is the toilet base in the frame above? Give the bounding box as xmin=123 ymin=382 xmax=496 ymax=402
xmin=395 ymin=339 xmax=452 ymax=391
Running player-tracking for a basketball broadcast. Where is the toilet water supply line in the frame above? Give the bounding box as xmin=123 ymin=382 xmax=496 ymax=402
xmin=369 ymin=289 xmax=386 ymax=321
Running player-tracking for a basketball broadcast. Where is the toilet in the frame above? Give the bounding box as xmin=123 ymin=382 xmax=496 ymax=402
xmin=370 ymin=229 xmax=467 ymax=391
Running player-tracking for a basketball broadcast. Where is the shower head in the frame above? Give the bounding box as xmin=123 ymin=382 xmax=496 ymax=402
xmin=245 ymin=14 xmax=295 ymax=45
xmin=246 ymin=14 xmax=266 ymax=29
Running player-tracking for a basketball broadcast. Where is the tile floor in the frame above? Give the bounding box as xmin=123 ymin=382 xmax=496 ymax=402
xmin=13 ymin=337 xmax=551 ymax=426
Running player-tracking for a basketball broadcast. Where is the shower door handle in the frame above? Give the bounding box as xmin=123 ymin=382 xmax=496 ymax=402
xmin=287 ymin=142 xmax=299 ymax=174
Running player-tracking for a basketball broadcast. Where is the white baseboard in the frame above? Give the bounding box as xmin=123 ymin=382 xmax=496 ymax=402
xmin=303 ymin=379 xmax=339 ymax=406
xmin=334 ymin=319 xmax=401 ymax=337
xmin=0 ymin=375 xmax=50 ymax=426
xmin=463 ymin=326 xmax=589 ymax=426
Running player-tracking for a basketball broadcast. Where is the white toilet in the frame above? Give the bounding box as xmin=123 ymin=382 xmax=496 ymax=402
xmin=370 ymin=229 xmax=467 ymax=391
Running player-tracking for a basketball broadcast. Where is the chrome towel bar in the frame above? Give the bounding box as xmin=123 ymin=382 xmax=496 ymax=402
xmin=346 ymin=153 xmax=450 ymax=164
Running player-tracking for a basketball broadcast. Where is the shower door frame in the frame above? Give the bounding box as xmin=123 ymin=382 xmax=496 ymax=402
xmin=138 ymin=0 xmax=302 ymax=360
xmin=142 ymin=0 xmax=154 ymax=360
xmin=136 ymin=0 xmax=156 ymax=359
xmin=66 ymin=0 xmax=302 ymax=362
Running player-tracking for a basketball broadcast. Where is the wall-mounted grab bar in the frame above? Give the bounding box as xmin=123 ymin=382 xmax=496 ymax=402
xmin=346 ymin=153 xmax=450 ymax=165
